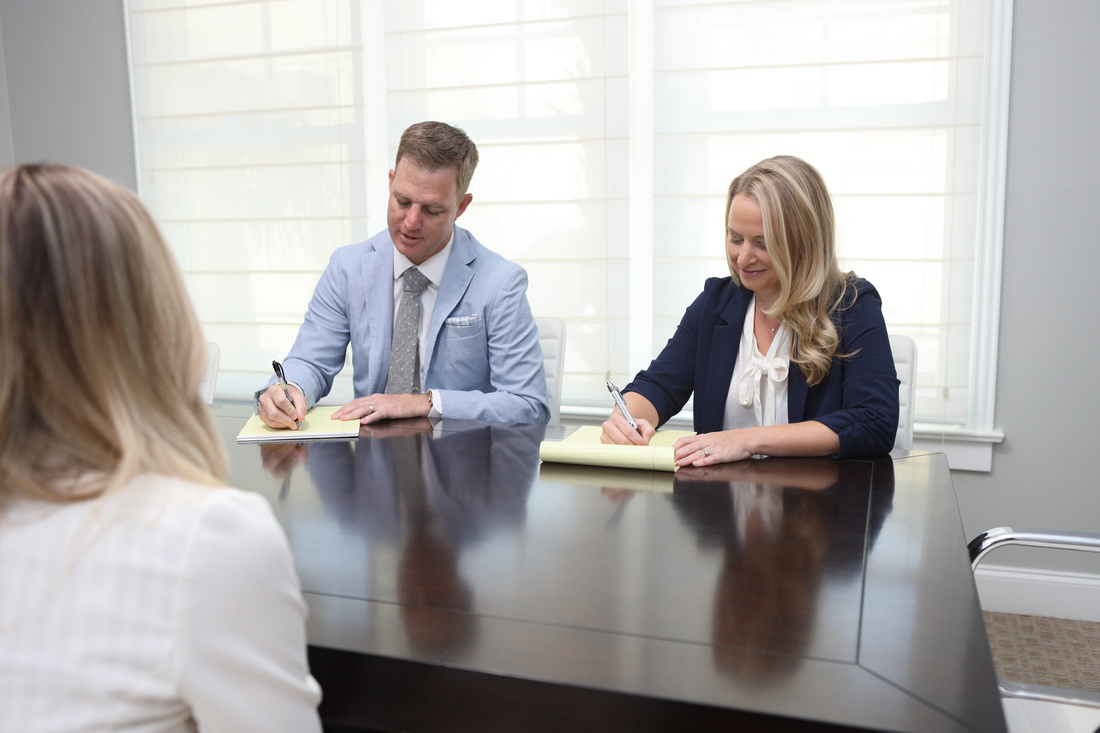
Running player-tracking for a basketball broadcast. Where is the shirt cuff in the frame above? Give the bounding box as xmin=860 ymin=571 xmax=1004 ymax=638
xmin=428 ymin=389 xmax=443 ymax=418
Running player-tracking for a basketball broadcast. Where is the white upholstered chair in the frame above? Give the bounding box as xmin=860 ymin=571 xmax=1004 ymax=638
xmin=889 ymin=334 xmax=917 ymax=451
xmin=535 ymin=318 xmax=566 ymax=424
xmin=198 ymin=341 xmax=220 ymax=405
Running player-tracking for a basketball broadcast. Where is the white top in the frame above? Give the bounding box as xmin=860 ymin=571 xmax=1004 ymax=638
xmin=724 ymin=295 xmax=791 ymax=430
xmin=0 ymin=475 xmax=322 ymax=733
xmin=732 ymin=483 xmax=784 ymax=551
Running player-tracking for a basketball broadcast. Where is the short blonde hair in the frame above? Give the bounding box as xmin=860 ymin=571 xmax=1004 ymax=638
xmin=726 ymin=156 xmax=855 ymax=385
xmin=0 ymin=164 xmax=225 ymax=503
xmin=395 ymin=121 xmax=480 ymax=197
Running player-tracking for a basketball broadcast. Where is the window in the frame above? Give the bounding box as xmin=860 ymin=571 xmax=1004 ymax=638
xmin=127 ymin=0 xmax=1010 ymax=468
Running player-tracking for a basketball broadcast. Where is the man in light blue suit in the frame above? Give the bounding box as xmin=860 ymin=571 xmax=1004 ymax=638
xmin=258 ymin=122 xmax=549 ymax=428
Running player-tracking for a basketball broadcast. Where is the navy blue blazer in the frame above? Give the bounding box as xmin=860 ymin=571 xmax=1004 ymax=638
xmin=625 ymin=277 xmax=900 ymax=458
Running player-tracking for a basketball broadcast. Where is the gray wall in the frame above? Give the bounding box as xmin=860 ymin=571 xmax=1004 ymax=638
xmin=952 ymin=0 xmax=1100 ymax=575
xmin=0 ymin=14 xmax=14 ymax=167
xmin=0 ymin=0 xmax=1095 ymax=576
xmin=0 ymin=0 xmax=135 ymax=188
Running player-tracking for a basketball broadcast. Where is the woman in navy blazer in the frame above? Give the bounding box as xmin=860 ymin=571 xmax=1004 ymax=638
xmin=602 ymin=156 xmax=899 ymax=465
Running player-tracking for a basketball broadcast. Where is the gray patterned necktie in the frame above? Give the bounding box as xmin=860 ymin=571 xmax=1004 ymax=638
xmin=385 ymin=267 xmax=431 ymax=394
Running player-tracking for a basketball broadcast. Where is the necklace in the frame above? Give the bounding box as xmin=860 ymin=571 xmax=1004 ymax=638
xmin=755 ymin=303 xmax=780 ymax=333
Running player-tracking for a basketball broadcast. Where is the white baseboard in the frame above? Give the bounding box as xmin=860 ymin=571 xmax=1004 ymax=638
xmin=975 ymin=564 xmax=1100 ymax=622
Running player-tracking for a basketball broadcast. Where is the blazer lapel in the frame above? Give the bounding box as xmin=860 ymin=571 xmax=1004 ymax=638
xmin=787 ymin=358 xmax=809 ymax=422
xmin=697 ymin=290 xmax=750 ymax=432
xmin=425 ymin=228 xmax=474 ymax=368
xmin=362 ymin=238 xmax=395 ymax=395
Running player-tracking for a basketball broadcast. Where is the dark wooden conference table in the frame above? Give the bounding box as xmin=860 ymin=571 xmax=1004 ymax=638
xmin=212 ymin=403 xmax=1006 ymax=733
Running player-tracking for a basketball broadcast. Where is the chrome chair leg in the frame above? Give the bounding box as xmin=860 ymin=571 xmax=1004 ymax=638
xmin=968 ymin=526 xmax=1100 ymax=708
xmin=969 ymin=526 xmax=1100 ymax=571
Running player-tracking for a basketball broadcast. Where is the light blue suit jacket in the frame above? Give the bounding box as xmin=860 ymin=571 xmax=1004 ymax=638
xmin=274 ymin=227 xmax=549 ymax=424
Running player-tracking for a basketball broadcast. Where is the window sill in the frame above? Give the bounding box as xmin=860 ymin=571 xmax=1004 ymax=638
xmin=912 ymin=424 xmax=1004 ymax=472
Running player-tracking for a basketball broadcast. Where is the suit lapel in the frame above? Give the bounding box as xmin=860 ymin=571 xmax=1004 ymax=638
xmin=698 ymin=291 xmax=750 ymax=431
xmin=363 ymin=238 xmax=395 ymax=395
xmin=787 ymin=349 xmax=809 ymax=422
xmin=425 ymin=228 xmax=475 ymax=368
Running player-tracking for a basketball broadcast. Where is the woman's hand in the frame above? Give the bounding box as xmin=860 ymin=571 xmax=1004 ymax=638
xmin=601 ymin=409 xmax=656 ymax=446
xmin=673 ymin=421 xmax=840 ymax=466
xmin=673 ymin=429 xmax=756 ymax=467
xmin=600 ymin=391 xmax=659 ymax=445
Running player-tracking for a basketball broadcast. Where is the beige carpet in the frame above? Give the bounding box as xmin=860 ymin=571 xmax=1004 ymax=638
xmin=984 ymin=611 xmax=1100 ymax=694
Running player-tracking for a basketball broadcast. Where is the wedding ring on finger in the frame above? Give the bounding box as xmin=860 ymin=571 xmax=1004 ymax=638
xmin=703 ymin=448 xmax=710 ymax=457
xmin=369 ymin=404 xmax=375 ymax=414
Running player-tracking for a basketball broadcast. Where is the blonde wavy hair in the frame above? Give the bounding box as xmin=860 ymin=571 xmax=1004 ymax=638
xmin=726 ymin=156 xmax=856 ymax=386
xmin=0 ymin=164 xmax=225 ymax=503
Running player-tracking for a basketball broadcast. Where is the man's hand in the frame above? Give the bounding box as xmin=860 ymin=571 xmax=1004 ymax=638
xmin=258 ymin=383 xmax=307 ymax=429
xmin=333 ymin=392 xmax=433 ymax=425
xmin=260 ymin=442 xmax=308 ymax=478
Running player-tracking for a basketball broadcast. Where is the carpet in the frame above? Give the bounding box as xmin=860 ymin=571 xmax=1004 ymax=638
xmin=984 ymin=611 xmax=1100 ymax=694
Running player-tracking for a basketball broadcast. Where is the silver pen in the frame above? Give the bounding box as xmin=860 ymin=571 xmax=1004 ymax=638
xmin=606 ymin=381 xmax=639 ymax=433
xmin=272 ymin=360 xmax=302 ymax=429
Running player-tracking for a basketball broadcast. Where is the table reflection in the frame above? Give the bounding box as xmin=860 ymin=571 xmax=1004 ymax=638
xmin=672 ymin=459 xmax=895 ymax=685
xmin=259 ymin=423 xmax=893 ymax=681
xmin=225 ymin=405 xmax=1001 ymax=731
xmin=265 ymin=420 xmax=544 ymax=659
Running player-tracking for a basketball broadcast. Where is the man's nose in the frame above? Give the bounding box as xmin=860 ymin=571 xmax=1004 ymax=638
xmin=405 ymin=206 xmax=422 ymax=229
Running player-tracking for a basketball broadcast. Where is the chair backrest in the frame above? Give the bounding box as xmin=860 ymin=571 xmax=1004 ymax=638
xmin=198 ymin=341 xmax=220 ymax=405
xmin=535 ymin=318 xmax=566 ymax=424
xmin=889 ymin=334 xmax=917 ymax=451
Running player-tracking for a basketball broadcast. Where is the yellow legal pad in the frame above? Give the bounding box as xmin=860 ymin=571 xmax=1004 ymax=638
xmin=538 ymin=425 xmax=695 ymax=473
xmin=236 ymin=405 xmax=361 ymax=443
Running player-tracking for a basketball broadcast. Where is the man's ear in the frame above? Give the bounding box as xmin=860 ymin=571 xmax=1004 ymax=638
xmin=455 ymin=193 xmax=473 ymax=219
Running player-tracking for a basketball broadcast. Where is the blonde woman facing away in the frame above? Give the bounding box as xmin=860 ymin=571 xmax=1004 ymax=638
xmin=0 ymin=165 xmax=322 ymax=732
xmin=602 ymin=156 xmax=899 ymax=465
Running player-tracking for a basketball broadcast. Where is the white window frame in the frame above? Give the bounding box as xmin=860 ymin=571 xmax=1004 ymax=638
xmin=907 ymin=0 xmax=1011 ymax=471
xmin=124 ymin=0 xmax=1012 ymax=471
xmin=567 ymin=0 xmax=1014 ymax=472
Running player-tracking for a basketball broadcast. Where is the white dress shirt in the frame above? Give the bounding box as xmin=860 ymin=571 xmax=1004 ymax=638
xmin=0 ymin=475 xmax=322 ymax=733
